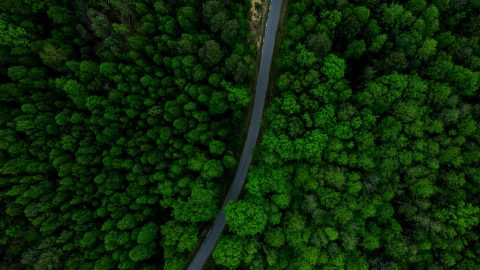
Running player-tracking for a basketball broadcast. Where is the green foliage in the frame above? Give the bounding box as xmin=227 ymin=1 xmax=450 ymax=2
xmin=63 ymin=79 xmax=86 ymax=107
xmin=117 ymin=214 xmax=136 ymax=230
xmin=88 ymin=9 xmax=111 ymax=39
xmin=40 ymin=43 xmax=67 ymax=67
xmin=161 ymin=221 xmax=198 ymax=253
xmin=307 ymin=32 xmax=332 ymax=55
xmin=225 ymin=200 xmax=267 ymax=236
xmin=345 ymin=39 xmax=366 ymax=59
xmin=47 ymin=6 xmax=73 ymax=24
xmin=324 ymin=227 xmax=339 ymax=241
xmin=172 ymin=184 xmax=218 ymax=223
xmin=99 ymin=62 xmax=117 ymax=77
xmin=7 ymin=66 xmax=28 ymax=81
xmin=220 ymin=1 xmax=480 ymax=269
xmin=137 ymin=222 xmax=158 ymax=244
xmin=177 ymin=7 xmax=198 ymax=31
xmin=129 ymin=244 xmax=155 ymax=262
xmin=199 ymin=40 xmax=223 ymax=67
xmin=296 ymin=44 xmax=317 ymax=67
xmin=213 ymin=236 xmax=244 ymax=269
xmin=321 ymin=54 xmax=346 ymax=81
xmin=223 ymin=82 xmax=251 ymax=107
xmin=2 ymin=1 xmax=480 ymax=269
xmin=0 ymin=1 xmax=253 ymax=269
xmin=94 ymin=256 xmax=113 ymax=270
xmin=0 ymin=19 xmax=29 ymax=46
xmin=369 ymin=34 xmax=387 ymax=52
xmin=209 ymin=140 xmax=225 ymax=156
xmin=417 ymin=38 xmax=437 ymax=60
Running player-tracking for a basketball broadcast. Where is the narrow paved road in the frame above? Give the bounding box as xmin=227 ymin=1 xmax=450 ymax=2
xmin=186 ymin=0 xmax=284 ymax=269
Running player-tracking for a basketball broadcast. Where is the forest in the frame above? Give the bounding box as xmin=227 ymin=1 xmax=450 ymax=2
xmin=1 ymin=0 xmax=480 ymax=270
xmin=214 ymin=0 xmax=480 ymax=269
xmin=0 ymin=0 xmax=253 ymax=269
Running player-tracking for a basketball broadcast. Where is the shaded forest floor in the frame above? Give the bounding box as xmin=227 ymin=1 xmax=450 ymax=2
xmin=250 ymin=0 xmax=268 ymax=50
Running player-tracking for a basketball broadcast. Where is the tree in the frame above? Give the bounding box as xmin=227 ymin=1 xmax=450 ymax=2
xmin=307 ymin=32 xmax=332 ymax=56
xmin=213 ymin=236 xmax=244 ymax=269
xmin=201 ymin=159 xmax=224 ymax=179
xmin=88 ymin=9 xmax=111 ymax=39
xmin=47 ymin=6 xmax=73 ymax=24
xmin=129 ymin=244 xmax=155 ymax=262
xmin=137 ymin=222 xmax=158 ymax=244
xmin=63 ymin=79 xmax=87 ymax=108
xmin=381 ymin=3 xmax=413 ymax=32
xmin=177 ymin=7 xmax=199 ymax=32
xmin=161 ymin=221 xmax=198 ymax=252
xmin=199 ymin=40 xmax=223 ymax=67
xmin=321 ymin=54 xmax=346 ymax=81
xmin=281 ymin=92 xmax=300 ymax=114
xmin=209 ymin=140 xmax=225 ymax=156
xmin=94 ymin=256 xmax=113 ymax=270
xmin=345 ymin=40 xmax=366 ymax=59
xmin=203 ymin=1 xmax=224 ymax=19
xmin=223 ymin=81 xmax=251 ymax=106
xmin=7 ymin=65 xmax=28 ymax=81
xmin=117 ymin=214 xmax=136 ymax=230
xmin=296 ymin=44 xmax=317 ymax=67
xmin=99 ymin=62 xmax=117 ymax=77
xmin=0 ymin=19 xmax=28 ymax=46
xmin=435 ymin=202 xmax=480 ymax=234
xmin=225 ymin=200 xmax=267 ymax=236
xmin=417 ymin=38 xmax=437 ymax=61
xmin=210 ymin=12 xmax=228 ymax=33
xmin=369 ymin=34 xmax=387 ymax=52
xmin=301 ymin=130 xmax=328 ymax=161
xmin=172 ymin=184 xmax=217 ymax=223
xmin=265 ymin=227 xmax=285 ymax=247
xmin=221 ymin=20 xmax=240 ymax=45
xmin=40 ymin=43 xmax=67 ymax=68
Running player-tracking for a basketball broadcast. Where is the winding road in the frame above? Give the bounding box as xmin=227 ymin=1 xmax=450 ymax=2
xmin=186 ymin=0 xmax=284 ymax=269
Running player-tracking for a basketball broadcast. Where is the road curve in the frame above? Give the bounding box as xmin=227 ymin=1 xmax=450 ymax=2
xmin=186 ymin=1 xmax=284 ymax=269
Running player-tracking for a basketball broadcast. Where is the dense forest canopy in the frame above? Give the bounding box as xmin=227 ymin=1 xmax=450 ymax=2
xmin=215 ymin=0 xmax=480 ymax=269
xmin=1 ymin=0 xmax=480 ymax=269
xmin=0 ymin=0 xmax=254 ymax=269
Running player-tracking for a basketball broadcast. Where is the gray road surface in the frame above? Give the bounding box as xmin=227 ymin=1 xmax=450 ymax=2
xmin=186 ymin=0 xmax=284 ymax=269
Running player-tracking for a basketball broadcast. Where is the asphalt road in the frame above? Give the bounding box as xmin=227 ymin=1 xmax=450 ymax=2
xmin=186 ymin=0 xmax=284 ymax=269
